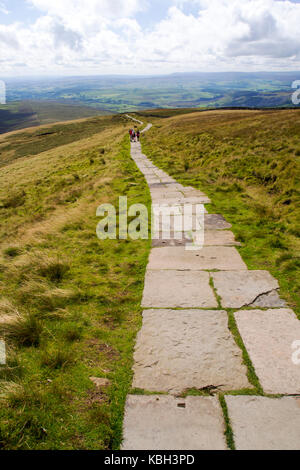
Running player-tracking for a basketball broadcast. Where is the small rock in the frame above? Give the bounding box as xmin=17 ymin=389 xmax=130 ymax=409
xmin=89 ymin=377 xmax=111 ymax=388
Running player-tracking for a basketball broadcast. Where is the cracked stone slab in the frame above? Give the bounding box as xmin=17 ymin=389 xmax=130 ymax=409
xmin=226 ymin=396 xmax=300 ymax=450
xmin=122 ymin=395 xmax=227 ymax=450
xmin=142 ymin=270 xmax=218 ymax=308
xmin=148 ymin=247 xmax=247 ymax=271
xmin=212 ymin=270 xmax=285 ymax=308
xmin=250 ymin=290 xmax=286 ymax=308
xmin=204 ymin=214 xmax=232 ymax=230
xmin=132 ymin=309 xmax=251 ymax=393
xmin=234 ymin=309 xmax=300 ymax=394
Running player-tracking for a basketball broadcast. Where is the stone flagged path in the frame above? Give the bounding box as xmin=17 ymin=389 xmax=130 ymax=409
xmin=122 ymin=117 xmax=300 ymax=450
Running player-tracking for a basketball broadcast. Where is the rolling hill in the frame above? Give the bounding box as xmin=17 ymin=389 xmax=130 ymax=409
xmin=0 ymin=101 xmax=111 ymax=135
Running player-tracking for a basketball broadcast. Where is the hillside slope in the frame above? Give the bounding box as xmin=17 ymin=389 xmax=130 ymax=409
xmin=0 ymin=115 xmax=151 ymax=449
xmin=140 ymin=108 xmax=300 ymax=316
xmin=0 ymin=101 xmax=110 ymax=135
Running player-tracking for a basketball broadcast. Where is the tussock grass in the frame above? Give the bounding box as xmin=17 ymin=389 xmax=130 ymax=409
xmin=0 ymin=190 xmax=26 ymax=209
xmin=9 ymin=252 xmax=71 ymax=282
xmin=41 ymin=348 xmax=75 ymax=370
xmin=36 ymin=256 xmax=70 ymax=283
xmin=3 ymin=245 xmax=22 ymax=258
xmin=0 ymin=347 xmax=23 ymax=381
xmin=0 ymin=304 xmax=42 ymax=347
xmin=0 ymin=381 xmax=24 ymax=402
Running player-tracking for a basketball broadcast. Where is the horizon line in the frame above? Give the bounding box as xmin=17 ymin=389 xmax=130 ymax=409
xmin=2 ymin=70 xmax=300 ymax=80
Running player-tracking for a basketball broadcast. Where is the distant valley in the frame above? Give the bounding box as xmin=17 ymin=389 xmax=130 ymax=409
xmin=1 ymin=72 xmax=300 ymax=134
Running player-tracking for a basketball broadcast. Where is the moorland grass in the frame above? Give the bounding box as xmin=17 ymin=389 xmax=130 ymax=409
xmin=0 ymin=114 xmax=123 ymax=168
xmin=0 ymin=116 xmax=151 ymax=449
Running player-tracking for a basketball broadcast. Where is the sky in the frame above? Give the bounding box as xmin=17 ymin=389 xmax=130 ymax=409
xmin=0 ymin=0 xmax=300 ymax=76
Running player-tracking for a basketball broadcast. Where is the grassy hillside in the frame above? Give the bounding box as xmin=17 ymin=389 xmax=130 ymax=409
xmin=0 ymin=115 xmax=122 ymax=168
xmin=140 ymin=108 xmax=300 ymax=317
xmin=0 ymin=101 xmax=110 ymax=135
xmin=0 ymin=115 xmax=151 ymax=449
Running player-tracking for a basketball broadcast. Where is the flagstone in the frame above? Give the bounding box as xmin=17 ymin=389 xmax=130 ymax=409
xmin=226 ymin=396 xmax=300 ymax=450
xmin=204 ymin=214 xmax=232 ymax=230
xmin=122 ymin=395 xmax=227 ymax=450
xmin=203 ymin=230 xmax=240 ymax=246
xmin=142 ymin=270 xmax=218 ymax=308
xmin=212 ymin=270 xmax=284 ymax=308
xmin=234 ymin=309 xmax=300 ymax=394
xmin=147 ymin=246 xmax=247 ymax=271
xmin=132 ymin=309 xmax=250 ymax=393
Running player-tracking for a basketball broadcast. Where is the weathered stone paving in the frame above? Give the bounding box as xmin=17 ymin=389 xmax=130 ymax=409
xmin=148 ymin=246 xmax=247 ymax=271
xmin=122 ymin=395 xmax=227 ymax=450
xmin=142 ymin=270 xmax=217 ymax=308
xmin=132 ymin=309 xmax=250 ymax=393
xmin=212 ymin=270 xmax=285 ymax=308
xmin=122 ymin=117 xmax=300 ymax=450
xmin=225 ymin=396 xmax=300 ymax=450
xmin=234 ymin=309 xmax=300 ymax=394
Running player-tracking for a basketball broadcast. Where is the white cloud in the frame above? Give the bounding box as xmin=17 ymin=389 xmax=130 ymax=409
xmin=27 ymin=0 xmax=145 ymax=21
xmin=1 ymin=0 xmax=300 ymax=75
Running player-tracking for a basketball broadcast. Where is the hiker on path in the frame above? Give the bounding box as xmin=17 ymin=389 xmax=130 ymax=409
xmin=132 ymin=130 xmax=136 ymax=142
xmin=129 ymin=129 xmax=133 ymax=142
xmin=136 ymin=130 xmax=140 ymax=142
